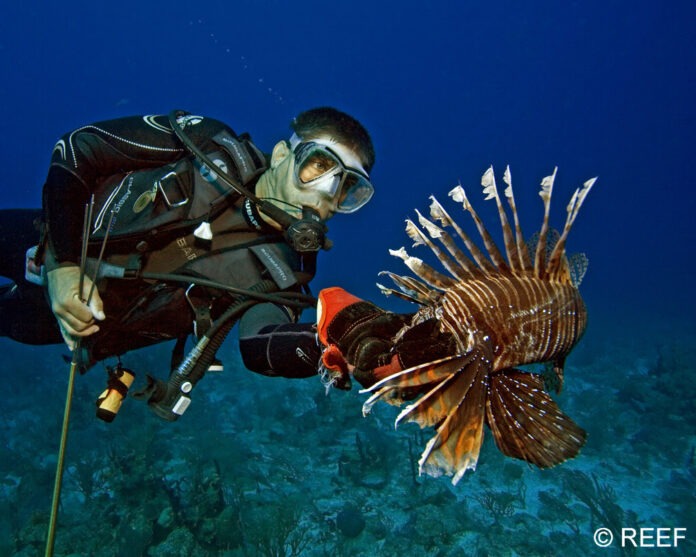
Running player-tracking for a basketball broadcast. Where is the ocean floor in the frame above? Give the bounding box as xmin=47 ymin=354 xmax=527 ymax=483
xmin=1 ymin=314 xmax=694 ymax=556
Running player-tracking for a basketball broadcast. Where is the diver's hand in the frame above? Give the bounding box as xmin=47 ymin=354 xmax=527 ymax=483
xmin=316 ymin=287 xmax=456 ymax=389
xmin=47 ymin=265 xmax=105 ymax=350
xmin=316 ymin=287 xmax=409 ymax=388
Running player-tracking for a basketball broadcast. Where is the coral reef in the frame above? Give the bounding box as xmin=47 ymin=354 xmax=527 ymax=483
xmin=1 ymin=320 xmax=694 ymax=555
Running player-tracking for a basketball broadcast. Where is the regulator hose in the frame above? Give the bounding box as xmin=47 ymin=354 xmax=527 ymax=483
xmin=140 ymin=272 xmax=317 ymax=309
xmin=168 ymin=109 xmax=330 ymax=252
xmin=146 ymin=280 xmax=279 ymax=421
xmin=168 ymin=110 xmax=295 ymax=230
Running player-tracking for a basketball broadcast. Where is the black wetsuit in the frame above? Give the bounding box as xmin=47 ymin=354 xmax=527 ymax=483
xmin=0 ymin=114 xmax=321 ymax=378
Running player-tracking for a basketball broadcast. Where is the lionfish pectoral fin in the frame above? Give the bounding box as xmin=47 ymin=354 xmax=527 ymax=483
xmin=418 ymin=348 xmax=490 ymax=485
xmin=394 ymin=353 xmax=477 ymax=428
xmin=485 ymin=369 xmax=586 ymax=468
xmin=361 ymin=349 xmax=490 ymax=484
xmin=361 ymin=353 xmax=470 ymax=416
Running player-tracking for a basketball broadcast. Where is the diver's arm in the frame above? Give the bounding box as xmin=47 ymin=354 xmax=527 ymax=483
xmin=41 ymin=113 xmax=237 ymax=348
xmin=238 ymin=303 xmax=321 ymax=379
xmin=43 ymin=115 xmax=182 ymax=263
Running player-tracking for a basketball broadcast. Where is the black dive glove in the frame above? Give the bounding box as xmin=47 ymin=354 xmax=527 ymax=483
xmin=316 ymin=287 xmax=455 ymax=388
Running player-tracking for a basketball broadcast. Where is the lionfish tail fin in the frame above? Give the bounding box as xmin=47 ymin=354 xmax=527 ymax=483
xmin=485 ymin=369 xmax=586 ymax=468
xmin=363 ymin=347 xmax=491 ymax=485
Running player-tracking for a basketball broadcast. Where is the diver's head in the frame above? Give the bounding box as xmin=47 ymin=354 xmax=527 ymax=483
xmin=291 ymin=107 xmax=375 ymax=173
xmin=256 ymin=107 xmax=375 ymax=225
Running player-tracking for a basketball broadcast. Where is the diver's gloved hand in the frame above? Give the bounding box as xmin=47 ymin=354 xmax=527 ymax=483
xmin=348 ymin=318 xmax=458 ymax=390
xmin=317 ymin=287 xmax=458 ymax=389
xmin=47 ymin=265 xmax=105 ymax=350
xmin=316 ymin=287 xmax=410 ymax=388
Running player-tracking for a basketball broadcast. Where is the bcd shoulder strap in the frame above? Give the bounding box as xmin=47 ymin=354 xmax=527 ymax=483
xmin=86 ymin=117 xmax=268 ymax=255
xmin=211 ymin=129 xmax=267 ymax=186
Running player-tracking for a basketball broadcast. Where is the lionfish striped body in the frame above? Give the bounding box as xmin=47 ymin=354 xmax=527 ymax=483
xmin=363 ymin=166 xmax=596 ymax=485
xmin=440 ymin=275 xmax=586 ymax=371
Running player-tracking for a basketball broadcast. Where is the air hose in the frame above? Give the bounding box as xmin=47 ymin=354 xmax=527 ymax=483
xmin=140 ymin=272 xmax=317 ymax=309
xmin=168 ymin=110 xmax=295 ymax=231
xmin=145 ymin=280 xmax=278 ymax=421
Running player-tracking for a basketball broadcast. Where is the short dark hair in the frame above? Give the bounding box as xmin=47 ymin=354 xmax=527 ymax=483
xmin=291 ymin=107 xmax=375 ymax=173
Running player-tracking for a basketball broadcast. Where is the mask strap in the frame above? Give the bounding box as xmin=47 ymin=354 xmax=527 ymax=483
xmin=289 ymin=133 xmax=302 ymax=150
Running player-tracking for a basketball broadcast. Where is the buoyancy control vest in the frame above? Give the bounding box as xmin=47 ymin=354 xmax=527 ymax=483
xmin=73 ymin=118 xmax=317 ymax=367
xmin=86 ymin=125 xmax=267 ymax=255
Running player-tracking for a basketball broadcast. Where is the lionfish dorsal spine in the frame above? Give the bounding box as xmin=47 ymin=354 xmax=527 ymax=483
xmin=377 ymin=270 xmax=440 ymax=305
xmin=546 ymin=176 xmax=597 ymax=280
xmin=406 ymin=217 xmax=469 ymax=282
xmin=502 ymin=165 xmax=534 ymax=272
xmin=428 ymin=196 xmax=497 ymax=274
xmin=415 ymin=210 xmax=478 ymax=278
xmin=481 ymin=166 xmax=520 ymax=273
xmin=534 ymin=166 xmax=558 ymax=279
xmin=448 ymin=184 xmax=510 ymax=273
xmin=385 ymin=167 xmax=596 ymax=304
xmin=389 ymin=247 xmax=455 ymax=290
xmin=376 ymin=282 xmax=422 ymax=304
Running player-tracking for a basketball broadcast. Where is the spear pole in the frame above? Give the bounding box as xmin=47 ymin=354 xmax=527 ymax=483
xmin=44 ymin=197 xmax=95 ymax=557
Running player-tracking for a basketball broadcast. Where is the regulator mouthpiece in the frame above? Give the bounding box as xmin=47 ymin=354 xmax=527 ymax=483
xmin=284 ymin=207 xmax=331 ymax=252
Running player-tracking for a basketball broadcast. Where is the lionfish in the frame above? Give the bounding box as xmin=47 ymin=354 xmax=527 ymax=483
xmin=362 ymin=166 xmax=596 ymax=485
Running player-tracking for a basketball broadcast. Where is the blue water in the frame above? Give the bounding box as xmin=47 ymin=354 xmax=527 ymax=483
xmin=1 ymin=1 xmax=694 ymax=556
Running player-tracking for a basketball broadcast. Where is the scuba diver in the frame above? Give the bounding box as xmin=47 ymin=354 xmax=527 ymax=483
xmin=0 ymin=108 xmax=380 ymax=420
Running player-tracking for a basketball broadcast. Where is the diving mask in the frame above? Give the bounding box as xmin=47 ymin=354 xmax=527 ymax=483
xmin=289 ymin=133 xmax=374 ymax=213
